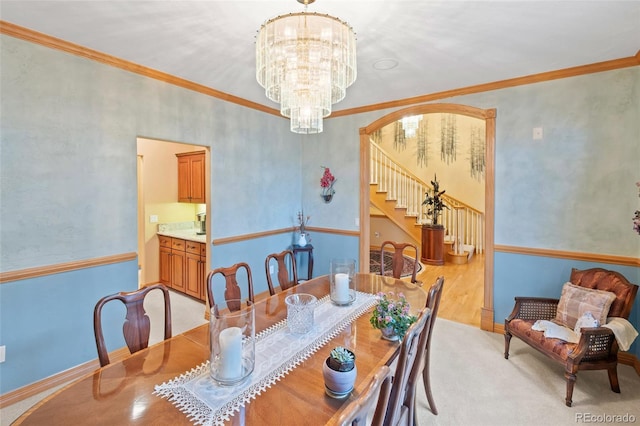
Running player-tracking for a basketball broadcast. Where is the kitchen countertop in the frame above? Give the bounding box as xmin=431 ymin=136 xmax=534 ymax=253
xmin=157 ymin=230 xmax=207 ymax=244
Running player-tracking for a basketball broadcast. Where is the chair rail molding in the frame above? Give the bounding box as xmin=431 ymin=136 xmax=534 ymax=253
xmin=0 ymin=252 xmax=137 ymax=284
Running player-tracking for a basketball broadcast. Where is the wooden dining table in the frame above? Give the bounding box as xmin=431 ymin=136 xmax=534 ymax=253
xmin=15 ymin=273 xmax=427 ymax=425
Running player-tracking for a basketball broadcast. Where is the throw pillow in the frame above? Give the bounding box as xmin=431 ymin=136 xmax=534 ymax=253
xmin=554 ymin=282 xmax=616 ymax=329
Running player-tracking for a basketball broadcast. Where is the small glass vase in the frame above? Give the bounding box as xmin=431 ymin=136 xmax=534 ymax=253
xmin=380 ymin=326 xmax=399 ymax=341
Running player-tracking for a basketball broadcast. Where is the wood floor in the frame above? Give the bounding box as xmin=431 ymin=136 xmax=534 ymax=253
xmin=415 ymin=252 xmax=484 ymax=328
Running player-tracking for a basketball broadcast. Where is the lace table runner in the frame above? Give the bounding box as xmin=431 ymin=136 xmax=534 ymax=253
xmin=154 ymin=292 xmax=377 ymax=426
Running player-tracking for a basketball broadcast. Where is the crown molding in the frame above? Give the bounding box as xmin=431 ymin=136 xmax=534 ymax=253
xmin=0 ymin=20 xmax=281 ymax=117
xmin=3 ymin=21 xmax=638 ymax=120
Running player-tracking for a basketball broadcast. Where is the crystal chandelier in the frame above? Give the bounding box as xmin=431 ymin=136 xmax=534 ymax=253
xmin=256 ymin=0 xmax=357 ymax=134
xmin=401 ymin=115 xmax=423 ymax=138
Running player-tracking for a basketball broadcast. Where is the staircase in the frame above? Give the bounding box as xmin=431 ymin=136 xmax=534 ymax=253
xmin=370 ymin=141 xmax=485 ymax=253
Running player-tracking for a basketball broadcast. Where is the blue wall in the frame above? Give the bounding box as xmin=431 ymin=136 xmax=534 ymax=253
xmin=0 ymin=260 xmax=138 ymax=393
xmin=0 ymin=35 xmax=301 ymax=393
xmin=1 ymin=31 xmax=638 ymax=395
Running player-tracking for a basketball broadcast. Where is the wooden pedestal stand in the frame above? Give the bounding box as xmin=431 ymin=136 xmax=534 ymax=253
xmin=421 ymin=224 xmax=444 ymax=265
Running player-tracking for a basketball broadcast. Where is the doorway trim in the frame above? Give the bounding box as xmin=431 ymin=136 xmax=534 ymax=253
xmin=359 ymin=103 xmax=496 ymax=331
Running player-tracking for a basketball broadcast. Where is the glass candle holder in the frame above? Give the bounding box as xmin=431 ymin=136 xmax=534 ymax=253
xmin=285 ymin=293 xmax=317 ymax=334
xmin=210 ymin=300 xmax=255 ymax=386
xmin=329 ymin=258 xmax=356 ymax=306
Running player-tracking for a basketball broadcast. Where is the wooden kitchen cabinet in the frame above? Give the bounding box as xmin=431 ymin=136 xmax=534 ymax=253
xmin=159 ymin=236 xmax=186 ymax=293
xmin=159 ymin=235 xmax=207 ymax=302
xmin=185 ymin=240 xmax=206 ymax=300
xmin=170 ymin=247 xmax=186 ymax=292
xmin=176 ymin=150 xmax=205 ymax=203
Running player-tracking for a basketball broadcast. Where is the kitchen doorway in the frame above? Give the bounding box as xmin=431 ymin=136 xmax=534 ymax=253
xmin=136 ymin=137 xmax=210 ymax=290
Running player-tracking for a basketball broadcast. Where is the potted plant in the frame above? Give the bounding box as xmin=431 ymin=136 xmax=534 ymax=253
xmin=422 ymin=174 xmax=448 ymax=226
xmin=322 ymin=346 xmax=357 ymax=398
xmin=421 ymin=174 xmax=448 ymax=264
xmin=370 ymin=291 xmax=417 ymax=341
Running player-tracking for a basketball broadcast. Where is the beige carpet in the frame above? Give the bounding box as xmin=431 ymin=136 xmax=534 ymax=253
xmin=3 ymin=293 xmax=639 ymax=425
xmin=417 ymin=318 xmax=640 ymax=425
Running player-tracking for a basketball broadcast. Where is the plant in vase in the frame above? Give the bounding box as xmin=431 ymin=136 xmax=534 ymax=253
xmin=296 ymin=210 xmax=310 ymax=246
xmin=370 ymin=291 xmax=417 ymax=341
xmin=322 ymin=346 xmax=357 ymax=398
xmin=320 ymin=166 xmax=336 ymax=203
xmin=422 ymin=174 xmax=449 ymax=226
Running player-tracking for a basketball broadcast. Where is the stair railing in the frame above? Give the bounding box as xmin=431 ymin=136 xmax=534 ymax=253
xmin=370 ymin=141 xmax=485 ymax=253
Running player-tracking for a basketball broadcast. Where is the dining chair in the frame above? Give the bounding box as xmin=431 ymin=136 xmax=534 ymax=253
xmin=383 ymin=306 xmax=431 ymax=426
xmin=379 ymin=240 xmax=420 ymax=285
xmin=93 ymin=283 xmax=172 ymax=367
xmin=410 ymin=276 xmax=445 ymax=420
xmin=264 ymin=250 xmax=299 ymax=296
xmin=206 ymin=262 xmax=255 ymax=312
xmin=337 ymin=365 xmax=393 ymax=426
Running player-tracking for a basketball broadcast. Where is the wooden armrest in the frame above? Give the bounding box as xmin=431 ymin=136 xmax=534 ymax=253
xmin=569 ymin=327 xmax=617 ymax=363
xmin=505 ymin=297 xmax=559 ymax=322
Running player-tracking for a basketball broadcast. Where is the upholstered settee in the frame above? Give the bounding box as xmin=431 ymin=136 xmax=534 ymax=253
xmin=504 ymin=268 xmax=638 ymax=407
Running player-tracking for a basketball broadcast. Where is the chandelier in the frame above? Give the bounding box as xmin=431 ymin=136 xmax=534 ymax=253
xmin=256 ymin=0 xmax=357 ymax=134
xmin=401 ymin=115 xmax=423 ymax=138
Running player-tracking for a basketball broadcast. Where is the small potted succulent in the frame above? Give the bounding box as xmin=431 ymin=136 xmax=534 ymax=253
xmin=322 ymin=346 xmax=357 ymax=398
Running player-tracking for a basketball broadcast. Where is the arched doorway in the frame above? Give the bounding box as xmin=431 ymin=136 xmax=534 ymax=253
xmin=359 ymin=103 xmax=496 ymax=331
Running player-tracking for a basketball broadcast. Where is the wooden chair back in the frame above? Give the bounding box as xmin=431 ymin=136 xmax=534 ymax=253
xmin=337 ymin=365 xmax=393 ymax=426
xmin=379 ymin=241 xmax=419 ymax=284
xmin=206 ymin=262 xmax=255 ymax=311
xmin=403 ymin=276 xmax=444 ymax=421
xmin=265 ymin=250 xmax=298 ymax=296
xmin=93 ymin=283 xmax=171 ymax=367
xmin=419 ymin=276 xmax=444 ymax=415
xmin=569 ymin=267 xmax=638 ymax=319
xmin=383 ymin=306 xmax=431 ymax=426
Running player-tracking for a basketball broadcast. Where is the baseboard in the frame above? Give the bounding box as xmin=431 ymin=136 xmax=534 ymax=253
xmin=0 ymin=347 xmax=130 ymax=408
xmin=618 ymin=352 xmax=640 ymax=375
xmin=493 ymin=322 xmax=640 ymax=376
xmin=480 ymin=308 xmax=494 ymax=332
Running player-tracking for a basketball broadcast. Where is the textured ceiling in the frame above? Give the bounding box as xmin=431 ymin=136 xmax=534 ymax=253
xmin=1 ymin=1 xmax=639 ymax=112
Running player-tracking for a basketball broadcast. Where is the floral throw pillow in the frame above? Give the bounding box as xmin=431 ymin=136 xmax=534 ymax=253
xmin=554 ymin=282 xmax=616 ymax=329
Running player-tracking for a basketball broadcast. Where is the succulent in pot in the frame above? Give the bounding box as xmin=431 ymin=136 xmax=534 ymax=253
xmin=322 ymin=346 xmax=357 ymax=398
xmin=327 ymin=346 xmax=355 ymax=372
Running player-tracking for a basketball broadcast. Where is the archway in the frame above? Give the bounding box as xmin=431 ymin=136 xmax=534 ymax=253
xmin=359 ymin=103 xmax=496 ymax=331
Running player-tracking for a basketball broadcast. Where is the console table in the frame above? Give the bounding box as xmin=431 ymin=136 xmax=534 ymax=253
xmin=291 ymin=244 xmax=314 ymax=281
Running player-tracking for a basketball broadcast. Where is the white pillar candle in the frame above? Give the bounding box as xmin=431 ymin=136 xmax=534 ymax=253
xmin=219 ymin=326 xmax=243 ymax=380
xmin=334 ymin=273 xmax=350 ymax=303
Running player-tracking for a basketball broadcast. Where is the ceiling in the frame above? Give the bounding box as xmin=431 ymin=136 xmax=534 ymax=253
xmin=1 ymin=1 xmax=639 ymax=113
